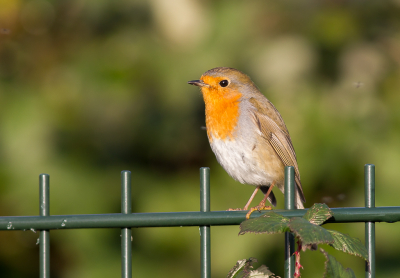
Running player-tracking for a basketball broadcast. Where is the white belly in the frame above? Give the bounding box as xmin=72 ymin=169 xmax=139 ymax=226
xmin=209 ymin=136 xmax=276 ymax=186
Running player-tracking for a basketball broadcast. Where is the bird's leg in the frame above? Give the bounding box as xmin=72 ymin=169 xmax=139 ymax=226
xmin=245 ymin=181 xmax=275 ymax=219
xmin=257 ymin=182 xmax=275 ymax=208
xmin=228 ymin=186 xmax=261 ymax=211
xmin=243 ymin=186 xmax=260 ymax=210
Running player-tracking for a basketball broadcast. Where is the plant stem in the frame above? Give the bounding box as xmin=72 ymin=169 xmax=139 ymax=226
xmin=294 ymin=241 xmax=303 ymax=278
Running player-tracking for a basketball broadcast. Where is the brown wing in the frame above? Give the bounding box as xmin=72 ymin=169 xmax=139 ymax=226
xmin=249 ymin=98 xmax=306 ymax=204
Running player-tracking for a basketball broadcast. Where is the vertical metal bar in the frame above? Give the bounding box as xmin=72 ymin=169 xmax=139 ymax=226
xmin=365 ymin=164 xmax=375 ymax=278
xmin=200 ymin=167 xmax=211 ymax=278
xmin=284 ymin=166 xmax=295 ymax=278
xmin=121 ymin=171 xmax=132 ymax=278
xmin=39 ymin=174 xmax=50 ymax=278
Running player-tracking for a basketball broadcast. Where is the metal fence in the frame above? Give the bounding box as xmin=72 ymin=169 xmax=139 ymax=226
xmin=1 ymin=164 xmax=399 ymax=278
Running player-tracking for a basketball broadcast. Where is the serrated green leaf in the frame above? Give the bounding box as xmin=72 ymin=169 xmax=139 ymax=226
xmin=247 ymin=265 xmax=280 ymax=278
xmin=321 ymin=249 xmax=356 ymax=278
xmin=289 ymin=218 xmax=334 ymax=246
xmin=227 ymin=258 xmax=255 ymax=278
xmin=303 ymin=203 xmax=333 ymax=225
xmin=239 ymin=211 xmax=290 ymax=235
xmin=327 ymin=230 xmax=368 ymax=261
xmin=247 ymin=265 xmax=277 ymax=278
xmin=226 ymin=258 xmax=278 ymax=278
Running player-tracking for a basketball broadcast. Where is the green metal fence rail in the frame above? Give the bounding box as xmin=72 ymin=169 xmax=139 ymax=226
xmin=0 ymin=164 xmax=399 ymax=277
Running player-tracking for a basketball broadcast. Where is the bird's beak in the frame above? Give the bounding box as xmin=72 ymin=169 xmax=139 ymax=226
xmin=188 ymin=80 xmax=208 ymax=87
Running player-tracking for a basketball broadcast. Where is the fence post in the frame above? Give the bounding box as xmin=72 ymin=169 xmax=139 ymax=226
xmin=39 ymin=174 xmax=50 ymax=278
xmin=365 ymin=164 xmax=375 ymax=278
xmin=284 ymin=166 xmax=295 ymax=278
xmin=200 ymin=167 xmax=211 ymax=278
xmin=121 ymin=171 xmax=132 ymax=278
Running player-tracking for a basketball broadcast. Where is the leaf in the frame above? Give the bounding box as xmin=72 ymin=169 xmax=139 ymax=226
xmin=327 ymin=230 xmax=368 ymax=261
xmin=226 ymin=258 xmax=279 ymax=278
xmin=239 ymin=211 xmax=290 ymax=235
xmin=303 ymin=203 xmax=333 ymax=225
xmin=227 ymin=258 xmax=255 ymax=278
xmin=289 ymin=218 xmax=334 ymax=246
xmin=248 ymin=265 xmax=279 ymax=278
xmin=321 ymin=249 xmax=356 ymax=278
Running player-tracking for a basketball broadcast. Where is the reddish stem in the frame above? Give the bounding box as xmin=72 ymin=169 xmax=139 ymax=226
xmin=294 ymin=241 xmax=303 ymax=278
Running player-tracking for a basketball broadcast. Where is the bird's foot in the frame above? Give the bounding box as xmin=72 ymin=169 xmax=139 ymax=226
xmin=245 ymin=205 xmax=272 ymax=219
xmin=227 ymin=208 xmax=243 ymax=211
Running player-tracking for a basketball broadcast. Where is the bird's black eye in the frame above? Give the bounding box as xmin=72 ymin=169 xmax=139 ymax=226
xmin=219 ymin=80 xmax=229 ymax=87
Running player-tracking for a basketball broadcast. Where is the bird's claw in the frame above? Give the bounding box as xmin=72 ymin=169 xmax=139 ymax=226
xmin=227 ymin=208 xmax=243 ymax=211
xmin=245 ymin=205 xmax=272 ymax=219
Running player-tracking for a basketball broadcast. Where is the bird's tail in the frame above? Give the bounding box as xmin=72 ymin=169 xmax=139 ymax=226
xmin=295 ymin=194 xmax=305 ymax=209
xmin=295 ymin=183 xmax=305 ymax=209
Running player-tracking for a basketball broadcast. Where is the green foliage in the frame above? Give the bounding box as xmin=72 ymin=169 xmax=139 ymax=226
xmin=303 ymin=203 xmax=334 ymax=225
xmin=327 ymin=230 xmax=368 ymax=260
xmin=321 ymin=249 xmax=356 ymax=278
xmin=289 ymin=217 xmax=334 ymax=246
xmin=237 ymin=204 xmax=368 ymax=277
xmin=227 ymin=258 xmax=279 ymax=278
xmin=239 ymin=212 xmax=290 ymax=235
xmin=240 ymin=210 xmax=334 ymax=246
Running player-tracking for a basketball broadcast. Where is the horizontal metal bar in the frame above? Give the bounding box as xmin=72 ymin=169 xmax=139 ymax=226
xmin=1 ymin=207 xmax=400 ymax=230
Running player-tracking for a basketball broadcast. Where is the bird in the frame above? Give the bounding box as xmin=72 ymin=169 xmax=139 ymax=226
xmin=188 ymin=67 xmax=305 ymax=218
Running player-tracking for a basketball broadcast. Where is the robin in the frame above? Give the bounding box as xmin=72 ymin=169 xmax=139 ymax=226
xmin=188 ymin=67 xmax=305 ymax=218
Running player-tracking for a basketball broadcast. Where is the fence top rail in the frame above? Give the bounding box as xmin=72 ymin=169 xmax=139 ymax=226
xmin=0 ymin=206 xmax=399 ymax=231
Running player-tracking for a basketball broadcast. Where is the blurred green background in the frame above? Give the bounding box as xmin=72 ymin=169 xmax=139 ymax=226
xmin=1 ymin=0 xmax=400 ymax=277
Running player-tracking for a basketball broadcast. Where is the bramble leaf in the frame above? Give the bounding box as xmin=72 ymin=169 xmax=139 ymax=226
xmin=247 ymin=265 xmax=279 ymax=278
xmin=303 ymin=203 xmax=333 ymax=225
xmin=327 ymin=230 xmax=368 ymax=261
xmin=227 ymin=258 xmax=256 ymax=278
xmin=239 ymin=211 xmax=290 ymax=235
xmin=321 ymin=249 xmax=356 ymax=278
xmin=226 ymin=258 xmax=279 ymax=278
xmin=289 ymin=217 xmax=334 ymax=246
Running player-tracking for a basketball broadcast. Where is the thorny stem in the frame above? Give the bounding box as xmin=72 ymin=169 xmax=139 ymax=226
xmin=294 ymin=240 xmax=303 ymax=278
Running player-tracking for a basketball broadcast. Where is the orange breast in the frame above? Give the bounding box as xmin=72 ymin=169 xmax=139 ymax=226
xmin=201 ymin=81 xmax=241 ymax=142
